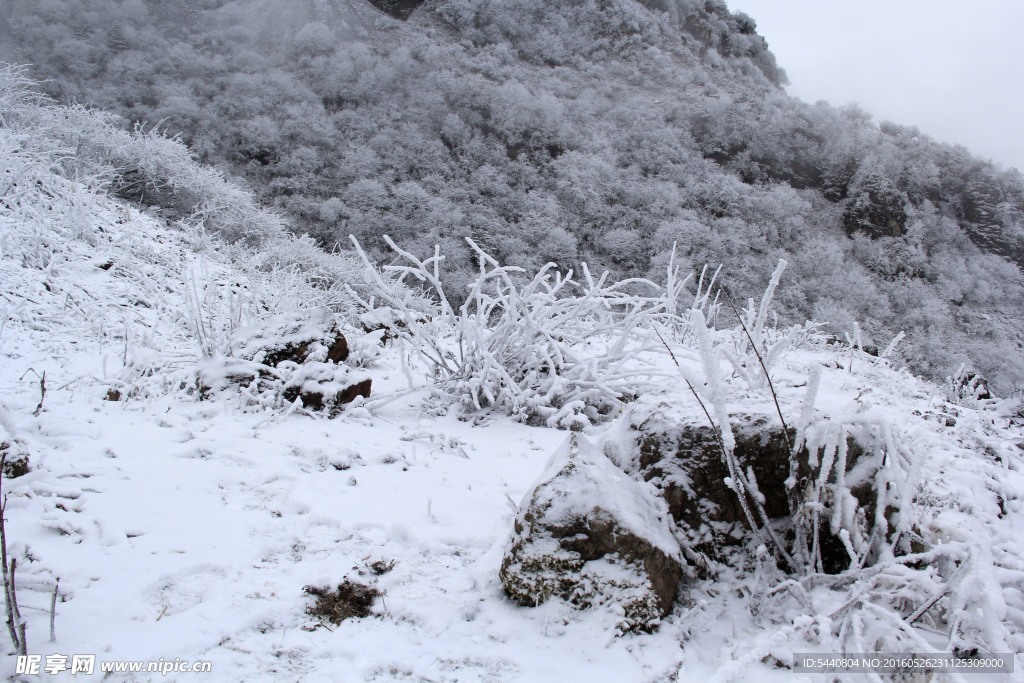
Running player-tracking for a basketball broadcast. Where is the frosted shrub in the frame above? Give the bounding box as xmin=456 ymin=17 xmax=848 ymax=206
xmin=238 ymin=235 xmax=369 ymax=318
xmin=668 ymin=266 xmax=1017 ymax=667
xmin=182 ymin=263 xmax=256 ymax=359
xmin=0 ymin=66 xmax=310 ymax=252
xmin=792 ymin=417 xmax=919 ymax=574
xmin=349 ymin=235 xmax=677 ymax=428
xmin=716 ymin=259 xmax=820 ymax=390
xmin=945 ymin=363 xmax=992 ymax=404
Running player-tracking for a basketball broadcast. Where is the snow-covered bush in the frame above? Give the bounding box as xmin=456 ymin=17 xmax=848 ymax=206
xmin=1 ymin=66 xmax=367 ymax=298
xmin=791 ymin=415 xmax=919 ymax=574
xmin=241 ymin=235 xmax=368 ymax=318
xmin=654 ymin=267 xmax=1019 ymax=668
xmin=945 ymin=364 xmax=992 ymax=404
xmin=349 ymin=235 xmax=680 ymax=428
xmin=9 ymin=81 xmax=286 ymax=246
xmin=716 ymin=260 xmax=819 ymax=390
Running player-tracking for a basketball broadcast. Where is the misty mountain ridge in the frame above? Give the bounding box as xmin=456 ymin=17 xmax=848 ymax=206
xmin=2 ymin=0 xmax=1023 ymax=393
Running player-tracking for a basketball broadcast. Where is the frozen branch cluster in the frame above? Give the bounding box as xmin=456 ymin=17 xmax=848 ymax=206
xmin=652 ymin=258 xmax=1021 ymax=670
xmin=350 ymin=235 xmax=681 ymax=428
xmin=792 ymin=417 xmax=918 ymax=574
xmin=718 ymin=260 xmax=818 ymax=390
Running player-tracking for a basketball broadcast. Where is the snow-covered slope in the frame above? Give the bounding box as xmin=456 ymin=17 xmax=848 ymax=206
xmin=0 ymin=151 xmax=683 ymax=678
xmin=2 ymin=70 xmax=1023 ymax=681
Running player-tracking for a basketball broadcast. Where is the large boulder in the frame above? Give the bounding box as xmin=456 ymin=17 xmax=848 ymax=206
xmin=500 ymin=434 xmax=684 ymax=633
xmin=612 ymin=396 xmax=901 ymax=574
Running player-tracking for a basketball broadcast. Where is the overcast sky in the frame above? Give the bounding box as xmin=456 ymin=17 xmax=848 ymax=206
xmin=724 ymin=0 xmax=1024 ymax=172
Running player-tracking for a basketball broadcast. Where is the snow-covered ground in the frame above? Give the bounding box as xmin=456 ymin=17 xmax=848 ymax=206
xmin=2 ymin=72 xmax=1023 ymax=681
xmin=0 ymin=200 xmax=689 ymax=680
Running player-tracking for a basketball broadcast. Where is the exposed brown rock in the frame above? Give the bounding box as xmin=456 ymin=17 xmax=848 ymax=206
xmin=621 ymin=398 xmax=899 ymax=574
xmin=500 ymin=434 xmax=683 ymax=632
xmin=230 ymin=308 xmax=349 ymax=367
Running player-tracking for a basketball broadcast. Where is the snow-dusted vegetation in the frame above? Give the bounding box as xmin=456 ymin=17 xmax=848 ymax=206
xmin=3 ymin=0 xmax=1024 ymax=395
xmin=2 ymin=66 xmax=1023 ymax=680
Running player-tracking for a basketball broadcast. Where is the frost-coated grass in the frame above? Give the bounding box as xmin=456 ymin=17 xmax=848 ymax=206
xmin=349 ymin=234 xmax=681 ymax=429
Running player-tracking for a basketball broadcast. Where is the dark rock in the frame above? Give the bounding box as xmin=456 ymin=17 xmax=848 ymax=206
xmin=229 ymin=308 xmax=349 ymax=367
xmin=618 ymin=398 xmax=898 ymax=574
xmin=365 ymin=0 xmax=424 ymax=20
xmin=0 ymin=441 xmax=30 ymax=479
xmin=282 ymin=372 xmax=371 ymax=416
xmin=325 ymin=335 xmax=350 ymax=364
xmin=500 ymin=434 xmax=683 ymax=632
xmin=339 ymin=378 xmax=372 ymax=404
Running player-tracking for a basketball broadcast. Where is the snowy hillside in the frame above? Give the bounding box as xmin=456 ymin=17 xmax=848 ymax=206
xmin=2 ymin=70 xmax=1024 ymax=681
xmin=3 ymin=0 xmax=1024 ymax=395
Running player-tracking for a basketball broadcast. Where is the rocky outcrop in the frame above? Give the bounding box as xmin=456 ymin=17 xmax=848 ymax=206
xmin=637 ymin=0 xmax=786 ymax=86
xmin=614 ymin=397 xmax=899 ymax=574
xmin=622 ymin=403 xmax=797 ymax=561
xmin=843 ymin=173 xmax=909 ymax=238
xmin=228 ymin=308 xmax=350 ymax=366
xmin=281 ymin=368 xmax=372 ymax=412
xmin=197 ymin=308 xmax=370 ymax=415
xmin=500 ymin=434 xmax=683 ymax=632
xmin=365 ymin=0 xmax=425 ymax=20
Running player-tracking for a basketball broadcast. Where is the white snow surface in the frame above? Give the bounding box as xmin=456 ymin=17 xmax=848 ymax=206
xmin=0 ymin=195 xmax=694 ymax=680
xmin=3 ymin=112 xmax=1024 ymax=681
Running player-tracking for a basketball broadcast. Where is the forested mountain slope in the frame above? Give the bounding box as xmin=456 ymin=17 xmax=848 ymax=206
xmin=3 ymin=0 xmax=1023 ymax=393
